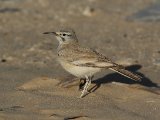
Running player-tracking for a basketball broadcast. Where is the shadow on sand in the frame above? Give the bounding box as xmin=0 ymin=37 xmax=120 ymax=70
xmin=90 ymin=65 xmax=160 ymax=93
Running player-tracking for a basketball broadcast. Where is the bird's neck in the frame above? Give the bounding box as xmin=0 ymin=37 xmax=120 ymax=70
xmin=58 ymin=41 xmax=79 ymax=51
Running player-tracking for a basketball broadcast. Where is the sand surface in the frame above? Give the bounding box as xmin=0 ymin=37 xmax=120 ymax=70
xmin=0 ymin=0 xmax=160 ymax=120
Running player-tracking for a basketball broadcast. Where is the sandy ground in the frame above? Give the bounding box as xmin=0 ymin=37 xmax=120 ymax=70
xmin=0 ymin=0 xmax=160 ymax=120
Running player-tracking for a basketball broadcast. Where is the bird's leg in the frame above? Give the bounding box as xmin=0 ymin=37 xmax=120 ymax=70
xmin=80 ymin=76 xmax=92 ymax=98
xmin=87 ymin=76 xmax=93 ymax=90
xmin=79 ymin=78 xmax=86 ymax=91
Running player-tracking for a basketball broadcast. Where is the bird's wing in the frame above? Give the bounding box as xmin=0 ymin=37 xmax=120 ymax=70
xmin=61 ymin=46 xmax=121 ymax=68
xmin=71 ymin=58 xmax=116 ymax=68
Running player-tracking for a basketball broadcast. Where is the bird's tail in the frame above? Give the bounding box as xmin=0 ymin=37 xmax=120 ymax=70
xmin=109 ymin=67 xmax=142 ymax=81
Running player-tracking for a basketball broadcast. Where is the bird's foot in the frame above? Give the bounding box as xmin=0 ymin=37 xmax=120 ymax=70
xmin=79 ymin=79 xmax=91 ymax=98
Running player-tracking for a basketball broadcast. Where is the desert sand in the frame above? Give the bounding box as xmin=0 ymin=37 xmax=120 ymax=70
xmin=0 ymin=0 xmax=160 ymax=120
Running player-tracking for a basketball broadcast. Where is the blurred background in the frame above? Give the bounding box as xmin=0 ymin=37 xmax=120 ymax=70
xmin=0 ymin=0 xmax=160 ymax=119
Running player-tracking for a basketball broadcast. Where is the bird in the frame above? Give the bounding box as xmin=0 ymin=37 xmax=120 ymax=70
xmin=43 ymin=28 xmax=142 ymax=98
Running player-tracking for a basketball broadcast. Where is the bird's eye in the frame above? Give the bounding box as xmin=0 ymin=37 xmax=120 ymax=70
xmin=62 ymin=34 xmax=66 ymax=36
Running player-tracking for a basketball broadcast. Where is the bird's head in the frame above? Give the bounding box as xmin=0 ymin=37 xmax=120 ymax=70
xmin=43 ymin=29 xmax=78 ymax=44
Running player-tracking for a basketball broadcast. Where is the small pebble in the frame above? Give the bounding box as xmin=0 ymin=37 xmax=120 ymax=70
xmin=83 ymin=7 xmax=95 ymax=17
xmin=1 ymin=59 xmax=7 ymax=63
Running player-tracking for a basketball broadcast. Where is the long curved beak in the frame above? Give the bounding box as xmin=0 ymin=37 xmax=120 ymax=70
xmin=43 ymin=32 xmax=58 ymax=36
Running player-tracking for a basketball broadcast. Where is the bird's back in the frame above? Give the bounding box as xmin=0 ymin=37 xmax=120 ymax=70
xmin=57 ymin=43 xmax=120 ymax=68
